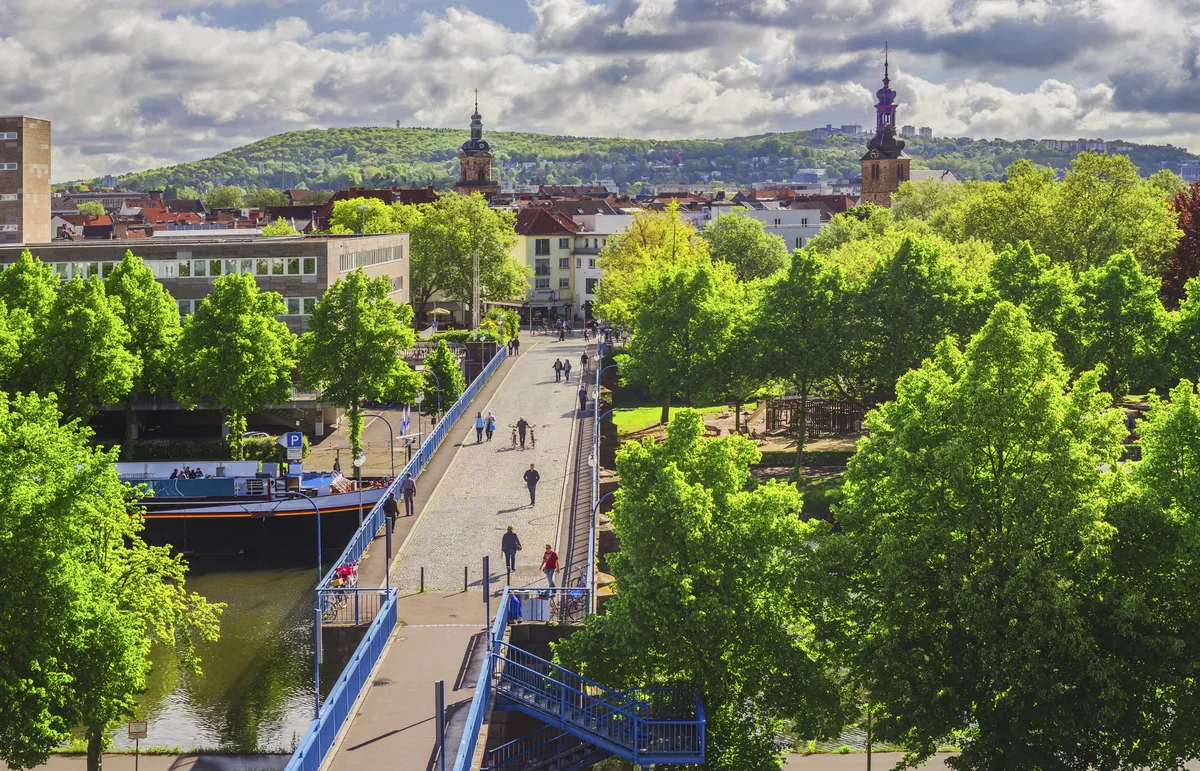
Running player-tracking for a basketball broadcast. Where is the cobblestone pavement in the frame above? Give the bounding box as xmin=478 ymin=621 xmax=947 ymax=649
xmin=391 ymin=336 xmax=589 ymax=591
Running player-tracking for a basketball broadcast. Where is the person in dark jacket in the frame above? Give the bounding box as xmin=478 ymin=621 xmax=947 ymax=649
xmin=552 ymin=359 xmax=564 ymax=382
xmin=579 ymin=386 xmax=588 ymax=413
xmin=383 ymin=492 xmax=400 ymax=533
xmin=399 ymin=472 xmax=417 ymax=516
xmin=523 ymin=464 xmax=540 ymax=505
xmin=501 ymin=525 xmax=522 ymax=574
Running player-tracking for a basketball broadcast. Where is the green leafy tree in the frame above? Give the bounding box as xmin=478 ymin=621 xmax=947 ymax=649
xmin=595 ymin=202 xmax=710 ymax=328
xmin=164 ymin=184 xmax=200 ymax=200
xmin=843 ymin=235 xmax=969 ymax=406
xmin=617 ymin=261 xmax=740 ymax=424
xmin=36 ymin=277 xmax=139 ymax=420
xmin=298 ymin=270 xmax=419 ymax=475
xmin=760 ymin=250 xmax=845 ymax=469
xmin=555 ymin=410 xmax=848 ymax=771
xmin=204 ymin=185 xmax=244 ymax=210
xmin=243 ymin=188 xmax=288 ymax=209
xmin=395 ymin=193 xmax=524 ymax=320
xmin=1073 ymin=251 xmax=1167 ymax=395
xmin=700 ymin=211 xmax=789 ymax=281
xmin=328 ymin=196 xmax=400 ymax=234
xmin=421 ymin=340 xmax=464 ymax=417
xmin=0 ymin=392 xmax=221 ymax=771
xmin=986 ymin=241 xmax=1079 ymax=361
xmin=175 ymin=274 xmax=296 ymax=459
xmin=260 ymin=217 xmax=301 ymax=237
xmin=1168 ymin=276 xmax=1200 ymax=380
xmin=75 ymin=201 xmax=106 ymax=216
xmin=1148 ymin=168 xmax=1188 ymax=199
xmin=105 ymin=251 xmax=182 ymax=459
xmin=0 ymin=250 xmax=57 ymax=389
xmin=299 ymin=189 xmax=333 ymax=205
xmin=826 ymin=302 xmax=1128 ymax=770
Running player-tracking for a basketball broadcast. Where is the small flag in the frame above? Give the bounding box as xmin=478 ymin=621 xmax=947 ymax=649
xmin=401 ymin=405 xmax=411 ymax=434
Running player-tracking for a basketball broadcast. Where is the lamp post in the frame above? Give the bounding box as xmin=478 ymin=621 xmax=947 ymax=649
xmin=362 ymin=412 xmax=396 ymax=479
xmin=357 ymin=204 xmax=369 ymax=233
xmin=423 ymin=370 xmax=442 ymax=422
xmin=284 ymin=491 xmax=323 ymax=719
xmin=353 ymin=453 xmax=365 ymax=526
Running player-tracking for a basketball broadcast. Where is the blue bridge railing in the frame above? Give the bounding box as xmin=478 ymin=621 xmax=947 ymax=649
xmin=286 ymin=588 xmax=398 ymax=771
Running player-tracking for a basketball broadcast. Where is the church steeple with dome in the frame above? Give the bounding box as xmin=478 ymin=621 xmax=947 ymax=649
xmin=456 ymin=90 xmax=499 ymax=197
xmin=860 ymin=46 xmax=911 ymax=207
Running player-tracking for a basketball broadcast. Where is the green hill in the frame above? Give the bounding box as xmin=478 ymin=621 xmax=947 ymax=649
xmin=96 ymin=126 xmax=1200 ymax=193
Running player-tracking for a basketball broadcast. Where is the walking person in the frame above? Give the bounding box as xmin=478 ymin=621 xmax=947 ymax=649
xmin=516 ymin=416 xmax=530 ymax=448
xmin=579 ymin=386 xmax=588 ymax=413
xmin=383 ymin=492 xmax=400 ymax=533
xmin=513 ymin=337 xmax=520 ymax=355
xmin=501 ymin=525 xmax=522 ymax=578
xmin=563 ymin=359 xmax=572 ymax=383
xmin=541 ymin=544 xmax=559 ymax=587
xmin=399 ymin=472 xmax=416 ymax=517
xmin=552 ymin=358 xmax=564 ymax=382
xmin=524 ymin=463 xmax=540 ymax=506
xmin=485 ymin=411 xmax=496 ymax=441
xmin=474 ymin=411 xmax=485 ymax=443
xmin=580 ymin=351 xmax=589 ymax=375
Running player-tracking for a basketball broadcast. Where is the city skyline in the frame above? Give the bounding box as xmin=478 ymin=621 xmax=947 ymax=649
xmin=3 ymin=0 xmax=1197 ymax=180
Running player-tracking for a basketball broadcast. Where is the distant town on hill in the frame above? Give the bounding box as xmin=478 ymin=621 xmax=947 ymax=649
xmin=80 ymin=126 xmax=1200 ymax=194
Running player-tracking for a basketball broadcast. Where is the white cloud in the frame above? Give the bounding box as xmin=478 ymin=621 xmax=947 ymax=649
xmin=1 ymin=0 xmax=1198 ymax=180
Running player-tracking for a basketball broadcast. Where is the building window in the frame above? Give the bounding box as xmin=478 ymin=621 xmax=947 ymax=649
xmin=535 ymin=278 xmax=550 ymax=289
xmin=588 ymin=258 xmax=596 ymax=269
xmin=535 ymin=258 xmax=550 ymax=276
xmin=339 ymin=246 xmax=400 ymax=272
xmin=559 ymin=238 xmax=570 ymax=249
xmin=586 ymin=278 xmax=599 ymax=294
xmin=0 ymin=223 xmax=19 ymax=232
xmin=0 ymin=132 xmax=16 ymax=140
xmin=286 ymin=298 xmax=301 ymax=315
xmin=559 ymin=277 xmax=570 ymax=288
xmin=256 ymin=258 xmax=269 ymax=276
xmin=796 ymin=237 xmax=803 ymax=249
xmin=224 ymin=259 xmax=238 ymax=275
xmin=303 ymin=256 xmax=317 ymax=275
xmin=287 ymin=257 xmax=301 ymax=275
xmin=534 ymin=238 xmax=550 ymax=256
xmin=801 ymin=218 xmax=808 ymax=227
xmin=192 ymin=260 xmax=208 ymax=277
xmin=0 ymin=163 xmax=16 ymax=171
xmin=208 ymin=259 xmax=223 ymax=276
xmin=558 ymin=257 xmax=570 ymax=269
xmin=576 ymin=258 xmax=582 ymax=268
xmin=240 ymin=258 xmax=253 ymax=275
xmin=872 ymin=164 xmax=880 ymax=181
xmin=0 ymin=194 xmax=17 ymax=201
xmin=303 ymin=297 xmax=317 ymax=315
xmin=177 ymin=299 xmax=194 ymax=316
xmin=178 ymin=260 xmax=191 ymax=277
xmin=101 ymin=262 xmax=115 ymax=278
xmin=272 ymin=258 xmax=285 ymax=275
xmin=774 ymin=218 xmax=781 ymax=226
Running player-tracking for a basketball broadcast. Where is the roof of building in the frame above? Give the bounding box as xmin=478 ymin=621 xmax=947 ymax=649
xmin=513 ymin=207 xmax=581 ymax=236
xmin=164 ymin=198 xmax=206 ymax=214
xmin=542 ymin=199 xmax=619 ymax=217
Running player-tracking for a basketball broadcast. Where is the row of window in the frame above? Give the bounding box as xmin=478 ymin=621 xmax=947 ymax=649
xmin=0 ymin=132 xmax=16 ymax=140
xmin=176 ymin=256 xmax=318 ymax=278
xmin=338 ymin=246 xmax=402 ymax=272
xmin=0 ymin=163 xmax=16 ymax=171
xmin=533 ymin=238 xmax=572 ymax=256
xmin=178 ymin=296 xmax=318 ymax=317
xmin=531 ymin=277 xmax=602 ymax=293
xmin=0 ymin=194 xmax=17 ymax=202
xmin=576 ymin=258 xmax=597 ymax=269
xmin=772 ymin=218 xmax=810 ymax=227
xmin=0 ymin=224 xmax=16 ymax=232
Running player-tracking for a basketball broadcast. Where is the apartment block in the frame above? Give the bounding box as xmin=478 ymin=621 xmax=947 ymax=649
xmin=0 ymin=116 xmax=51 ymax=244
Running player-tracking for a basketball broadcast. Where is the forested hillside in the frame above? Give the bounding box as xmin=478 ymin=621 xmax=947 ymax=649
xmin=93 ymin=126 xmax=1200 ymax=193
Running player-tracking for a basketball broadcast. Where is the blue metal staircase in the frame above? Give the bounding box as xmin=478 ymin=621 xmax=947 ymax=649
xmin=492 ymin=641 xmax=705 ymax=765
xmin=482 ymin=726 xmax=611 ymax=771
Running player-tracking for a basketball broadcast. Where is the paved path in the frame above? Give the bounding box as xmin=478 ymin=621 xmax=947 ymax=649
xmin=390 ymin=338 xmax=589 ymax=592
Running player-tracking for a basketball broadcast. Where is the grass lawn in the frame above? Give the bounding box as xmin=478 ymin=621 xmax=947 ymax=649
xmin=613 ymin=403 xmax=756 ymax=437
xmin=800 ymin=474 xmax=845 ymax=514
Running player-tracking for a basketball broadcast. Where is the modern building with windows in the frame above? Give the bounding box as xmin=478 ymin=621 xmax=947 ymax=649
xmin=0 ymin=116 xmax=51 ymax=245
xmin=509 ymin=207 xmax=579 ymax=323
xmin=0 ymin=233 xmax=409 ymax=333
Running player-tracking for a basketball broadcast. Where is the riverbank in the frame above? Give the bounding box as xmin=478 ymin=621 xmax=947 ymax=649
xmin=4 ymin=754 xmax=288 ymax=771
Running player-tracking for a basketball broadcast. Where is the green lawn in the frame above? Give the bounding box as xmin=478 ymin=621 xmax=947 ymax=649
xmin=613 ymin=403 xmax=756 ymax=437
xmin=800 ymin=475 xmax=845 ymax=514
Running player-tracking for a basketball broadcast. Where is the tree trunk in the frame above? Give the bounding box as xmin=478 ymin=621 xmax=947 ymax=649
xmin=122 ymin=396 xmax=136 ymax=462
xmin=660 ymin=392 xmax=671 ymax=426
xmin=793 ymin=383 xmax=809 ymax=474
xmin=734 ymin=400 xmax=742 ymax=434
xmin=86 ymin=725 xmax=103 ymax=771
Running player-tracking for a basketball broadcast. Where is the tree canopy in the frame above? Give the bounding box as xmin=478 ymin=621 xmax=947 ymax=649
xmin=700 ymin=211 xmax=790 ymax=281
xmin=420 ymin=340 xmax=464 ymax=417
xmin=203 ymin=185 xmax=244 ymax=210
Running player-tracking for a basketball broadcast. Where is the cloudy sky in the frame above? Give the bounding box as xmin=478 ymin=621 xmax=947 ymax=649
xmin=2 ymin=0 xmax=1197 ymax=181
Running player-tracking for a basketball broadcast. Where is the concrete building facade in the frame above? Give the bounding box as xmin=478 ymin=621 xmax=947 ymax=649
xmin=0 ymin=116 xmax=51 ymax=245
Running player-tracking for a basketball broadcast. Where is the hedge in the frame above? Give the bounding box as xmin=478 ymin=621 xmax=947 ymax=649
xmin=756 ymin=450 xmax=854 ymax=467
xmin=433 ymin=328 xmax=505 ymax=345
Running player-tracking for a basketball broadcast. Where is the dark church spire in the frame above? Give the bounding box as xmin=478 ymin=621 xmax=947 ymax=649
xmin=866 ymin=45 xmax=905 ymax=159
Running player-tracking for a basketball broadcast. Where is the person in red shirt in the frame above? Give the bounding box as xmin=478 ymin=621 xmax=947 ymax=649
xmin=541 ymin=544 xmax=559 ymax=587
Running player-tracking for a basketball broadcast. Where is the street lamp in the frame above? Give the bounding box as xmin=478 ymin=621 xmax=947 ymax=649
xmin=353 ymin=452 xmax=365 ymax=526
xmin=423 ymin=369 xmax=442 ymax=421
xmin=282 ymin=490 xmax=323 ymax=719
xmin=357 ymin=204 xmax=370 ymax=233
xmin=362 ymin=412 xmax=396 ymax=479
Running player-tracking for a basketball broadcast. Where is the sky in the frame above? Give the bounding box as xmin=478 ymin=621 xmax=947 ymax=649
xmin=3 ymin=0 xmax=1199 ymax=181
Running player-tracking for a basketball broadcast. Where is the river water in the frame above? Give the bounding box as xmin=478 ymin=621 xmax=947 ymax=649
xmin=109 ymin=555 xmax=320 ymax=753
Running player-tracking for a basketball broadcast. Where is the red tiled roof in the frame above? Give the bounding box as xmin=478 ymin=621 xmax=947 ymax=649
xmin=514 ymin=207 xmax=581 ymax=236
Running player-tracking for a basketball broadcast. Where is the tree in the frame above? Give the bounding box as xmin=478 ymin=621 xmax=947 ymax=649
xmin=617 ymin=261 xmax=739 ymax=424
xmin=396 ymin=193 xmax=524 ymax=320
xmin=243 ymin=188 xmax=288 ymax=209
xmin=75 ymin=201 xmax=105 ymax=216
xmin=1148 ymin=168 xmax=1188 ymax=199
xmin=421 ymin=340 xmax=464 ymax=417
xmin=700 ymin=212 xmax=789 ymax=281
xmin=299 ymin=189 xmax=333 ymax=205
xmin=328 ymin=196 xmax=400 ymax=234
xmin=0 ymin=250 xmax=58 ymax=390
xmin=204 ymin=186 xmax=244 ymax=210
xmin=826 ymin=302 xmax=1128 ymax=770
xmin=174 ymin=274 xmax=296 ymax=459
xmin=261 ymin=217 xmax=301 ymax=237
xmin=164 ymin=184 xmax=200 ymax=200
xmin=298 ymin=270 xmax=419 ymax=475
xmin=760 ymin=251 xmax=844 ymax=469
xmin=0 ymin=392 xmax=221 ymax=771
xmin=36 ymin=277 xmax=139 ymax=420
xmin=986 ymin=241 xmax=1079 ymax=361
xmin=1073 ymin=251 xmax=1167 ymax=395
xmin=1169 ymin=276 xmax=1200 ymax=381
xmin=842 ymin=235 xmax=969 ymax=406
xmin=104 ymin=251 xmax=182 ymax=459
xmin=555 ymin=411 xmax=848 ymax=771
xmin=1162 ymin=180 xmax=1200 ymax=306
xmin=594 ymin=203 xmax=710 ymax=328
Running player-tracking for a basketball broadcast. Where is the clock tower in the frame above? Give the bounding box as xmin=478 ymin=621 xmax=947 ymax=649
xmin=860 ymin=48 xmax=910 ymax=207
xmin=456 ymin=91 xmax=499 ymax=198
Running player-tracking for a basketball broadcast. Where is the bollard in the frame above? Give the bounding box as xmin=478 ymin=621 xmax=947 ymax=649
xmin=464 ymin=565 xmax=468 ymax=593
xmin=420 ymin=566 xmax=425 ymax=593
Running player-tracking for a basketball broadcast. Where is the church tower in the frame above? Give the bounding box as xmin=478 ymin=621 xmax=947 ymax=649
xmin=456 ymin=92 xmax=499 ymax=198
xmin=860 ymin=48 xmax=910 ymax=207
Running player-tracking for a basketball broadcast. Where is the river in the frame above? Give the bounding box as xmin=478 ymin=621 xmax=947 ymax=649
xmin=108 ymin=555 xmax=320 ymax=754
